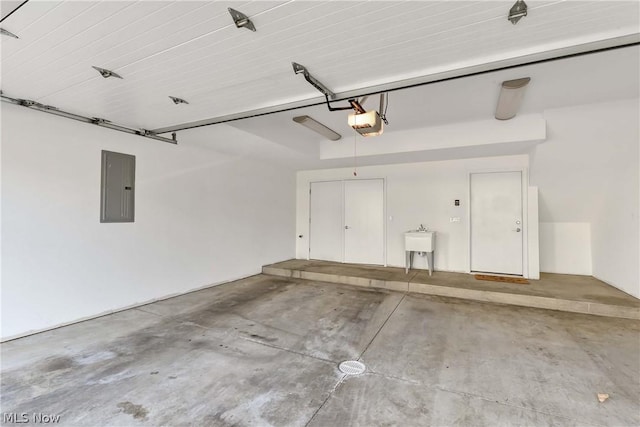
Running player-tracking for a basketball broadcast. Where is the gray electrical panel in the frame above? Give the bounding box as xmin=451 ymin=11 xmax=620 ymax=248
xmin=100 ymin=150 xmax=135 ymax=223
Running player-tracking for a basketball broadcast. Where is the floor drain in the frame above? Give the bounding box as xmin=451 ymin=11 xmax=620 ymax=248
xmin=339 ymin=360 xmax=366 ymax=375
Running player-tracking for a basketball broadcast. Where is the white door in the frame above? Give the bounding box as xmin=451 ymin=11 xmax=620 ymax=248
xmin=309 ymin=179 xmax=384 ymax=265
xmin=470 ymin=171 xmax=523 ymax=275
xmin=309 ymin=181 xmax=343 ymax=262
xmin=344 ymin=179 xmax=384 ymax=265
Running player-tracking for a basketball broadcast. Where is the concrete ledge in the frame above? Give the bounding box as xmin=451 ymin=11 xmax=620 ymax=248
xmin=383 ymin=281 xmax=409 ymax=293
xmin=262 ymin=266 xmax=300 ymax=278
xmin=264 ymin=266 xmax=389 ymax=289
xmin=588 ymin=302 xmax=639 ymax=319
xmin=262 ymin=265 xmax=639 ymax=320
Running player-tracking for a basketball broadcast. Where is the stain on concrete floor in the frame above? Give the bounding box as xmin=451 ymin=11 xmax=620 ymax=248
xmin=117 ymin=401 xmax=149 ymax=420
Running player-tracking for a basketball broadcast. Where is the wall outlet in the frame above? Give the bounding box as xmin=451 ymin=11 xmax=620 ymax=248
xmin=450 ymin=217 xmax=461 ymax=222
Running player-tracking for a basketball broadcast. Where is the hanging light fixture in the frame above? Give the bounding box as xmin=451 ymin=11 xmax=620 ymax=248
xmin=495 ymin=77 xmax=531 ymax=120
xmin=293 ymin=116 xmax=341 ymax=141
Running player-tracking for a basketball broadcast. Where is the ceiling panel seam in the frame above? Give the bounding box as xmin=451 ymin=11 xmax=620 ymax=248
xmin=222 ymin=3 xmax=527 ymax=82
xmin=3 ymin=1 xmax=181 ymax=86
xmin=310 ymin=4 xmax=604 ymax=77
xmin=6 ymin=1 xmax=235 ymax=99
xmin=12 ymin=0 xmax=367 ymax=98
xmin=2 ymin=0 xmax=96 ymax=60
xmin=84 ymin=1 xmax=317 ymax=82
xmin=115 ymin=0 xmax=294 ymax=71
xmin=144 ymin=2 xmax=433 ymax=84
xmin=6 ymin=2 xmax=138 ymax=73
xmin=51 ymin=1 xmax=464 ymax=97
xmin=25 ymin=2 xmax=286 ymax=101
xmin=25 ymin=2 xmax=235 ymax=100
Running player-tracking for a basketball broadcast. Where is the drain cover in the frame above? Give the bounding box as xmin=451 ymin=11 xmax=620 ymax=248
xmin=339 ymin=360 xmax=366 ymax=375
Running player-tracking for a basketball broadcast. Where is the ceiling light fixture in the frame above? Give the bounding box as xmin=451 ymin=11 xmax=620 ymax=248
xmin=495 ymin=77 xmax=531 ymax=120
xmin=169 ymin=96 xmax=189 ymax=105
xmin=228 ymin=8 xmax=256 ymax=32
xmin=92 ymin=66 xmax=122 ymax=79
xmin=293 ymin=116 xmax=341 ymax=141
xmin=0 ymin=28 xmax=19 ymax=38
xmin=508 ymin=0 xmax=528 ymax=24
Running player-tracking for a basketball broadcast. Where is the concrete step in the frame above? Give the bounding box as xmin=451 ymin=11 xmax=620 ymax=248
xmin=263 ymin=260 xmax=640 ymax=320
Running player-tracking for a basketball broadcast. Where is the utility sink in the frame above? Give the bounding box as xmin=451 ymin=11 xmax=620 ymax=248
xmin=404 ymin=231 xmax=435 ymax=275
xmin=404 ymin=231 xmax=435 ymax=252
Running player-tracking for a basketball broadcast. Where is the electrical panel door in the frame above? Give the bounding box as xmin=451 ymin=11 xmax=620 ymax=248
xmin=100 ymin=150 xmax=135 ymax=223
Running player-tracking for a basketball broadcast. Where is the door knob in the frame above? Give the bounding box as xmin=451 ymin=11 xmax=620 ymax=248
xmin=345 ymin=225 xmax=350 ymax=229
xmin=515 ymin=228 xmax=521 ymax=232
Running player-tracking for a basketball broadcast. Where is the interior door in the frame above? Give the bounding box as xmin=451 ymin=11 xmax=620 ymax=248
xmin=344 ymin=179 xmax=384 ymax=265
xmin=309 ymin=181 xmax=343 ymax=262
xmin=470 ymin=171 xmax=523 ymax=275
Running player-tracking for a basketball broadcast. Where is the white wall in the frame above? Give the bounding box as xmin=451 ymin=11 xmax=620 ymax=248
xmin=296 ymin=155 xmax=530 ymax=274
xmin=539 ymin=222 xmax=591 ymax=275
xmin=530 ymin=99 xmax=639 ymax=297
xmin=1 ymin=104 xmax=296 ymax=340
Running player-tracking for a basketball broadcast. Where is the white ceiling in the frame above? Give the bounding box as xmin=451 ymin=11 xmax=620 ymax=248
xmin=1 ymin=1 xmax=639 ymax=168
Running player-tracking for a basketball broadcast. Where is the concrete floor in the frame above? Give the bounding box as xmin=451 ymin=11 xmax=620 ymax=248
xmin=1 ymin=274 xmax=639 ymax=426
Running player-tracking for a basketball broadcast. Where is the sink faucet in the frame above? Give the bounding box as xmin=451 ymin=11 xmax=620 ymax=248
xmin=417 ymin=224 xmax=427 ymax=232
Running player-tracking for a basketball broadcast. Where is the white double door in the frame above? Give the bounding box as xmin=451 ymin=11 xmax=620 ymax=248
xmin=309 ymin=179 xmax=384 ymax=265
xmin=470 ymin=171 xmax=524 ymax=275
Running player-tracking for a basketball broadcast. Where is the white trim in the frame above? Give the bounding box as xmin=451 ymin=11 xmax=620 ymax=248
xmin=307 ymin=182 xmax=312 ymax=260
xmin=341 ymin=180 xmax=345 ymax=263
xmin=383 ymin=176 xmax=388 ymax=267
